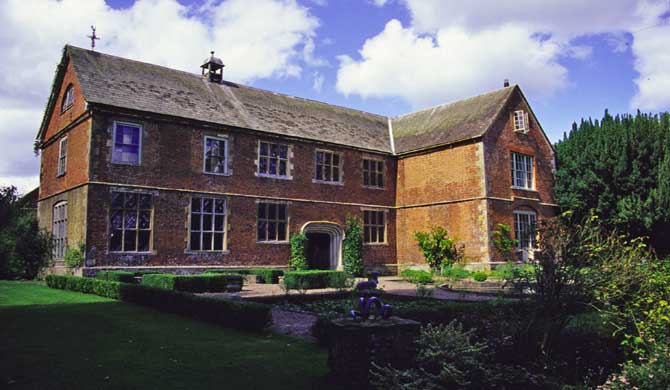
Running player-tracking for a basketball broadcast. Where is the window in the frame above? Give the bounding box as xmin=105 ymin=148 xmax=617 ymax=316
xmin=258 ymin=141 xmax=289 ymax=177
xmin=514 ymin=210 xmax=537 ymax=250
xmin=363 ymin=210 xmax=386 ymax=244
xmin=511 ymin=152 xmax=534 ymax=189
xmin=112 ymin=122 xmax=141 ymax=165
xmin=189 ymin=197 xmax=227 ymax=251
xmin=203 ymin=136 xmax=228 ymax=175
xmin=257 ymin=202 xmax=288 ymax=242
xmin=61 ymin=84 xmax=74 ymax=113
xmin=363 ymin=159 xmax=384 ymax=188
xmin=315 ymin=150 xmax=342 ymax=183
xmin=109 ymin=192 xmax=152 ymax=252
xmin=57 ymin=137 xmax=67 ymax=177
xmin=52 ymin=202 xmax=67 ymax=260
xmin=514 ymin=110 xmax=529 ymax=133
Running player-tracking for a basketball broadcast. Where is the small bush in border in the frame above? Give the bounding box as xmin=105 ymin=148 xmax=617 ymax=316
xmin=399 ymin=269 xmax=434 ymax=284
xmin=96 ymin=271 xmax=136 ymax=284
xmin=414 ymin=225 xmax=464 ymax=271
xmin=283 ymin=270 xmax=347 ymax=290
xmin=63 ymin=244 xmax=85 ymax=269
xmin=141 ymin=273 xmax=243 ymax=293
xmin=473 ymin=271 xmax=488 ymax=282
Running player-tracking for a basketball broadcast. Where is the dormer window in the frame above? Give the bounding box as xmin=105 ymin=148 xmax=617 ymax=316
xmin=514 ymin=110 xmax=529 ymax=133
xmin=61 ymin=84 xmax=74 ymax=113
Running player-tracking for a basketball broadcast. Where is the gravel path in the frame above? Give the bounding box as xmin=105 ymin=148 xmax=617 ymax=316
xmin=270 ymin=308 xmax=318 ymax=341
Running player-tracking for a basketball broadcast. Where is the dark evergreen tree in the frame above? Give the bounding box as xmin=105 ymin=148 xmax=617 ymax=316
xmin=556 ymin=111 xmax=670 ymax=256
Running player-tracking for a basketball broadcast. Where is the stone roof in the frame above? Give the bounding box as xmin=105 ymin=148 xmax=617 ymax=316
xmin=40 ymin=45 xmax=522 ymax=155
xmin=392 ymin=87 xmax=515 ymax=153
xmin=66 ymin=46 xmax=392 ymax=153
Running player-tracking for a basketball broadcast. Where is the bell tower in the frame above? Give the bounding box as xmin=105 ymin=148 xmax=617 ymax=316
xmin=200 ymin=51 xmax=224 ymax=83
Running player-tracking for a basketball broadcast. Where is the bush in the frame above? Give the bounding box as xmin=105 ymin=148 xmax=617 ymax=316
xmin=63 ymin=244 xmax=85 ymax=269
xmin=96 ymin=270 xmax=136 ymax=284
xmin=441 ymin=265 xmax=471 ymax=280
xmin=283 ymin=270 xmax=347 ymax=290
xmin=400 ymin=269 xmax=434 ymax=284
xmin=601 ymin=344 xmax=670 ymax=390
xmin=45 ymin=275 xmax=271 ymax=332
xmin=289 ymin=232 xmax=308 ymax=270
xmin=473 ymin=271 xmax=488 ymax=282
xmin=343 ymin=216 xmax=364 ymax=276
xmin=490 ymin=263 xmax=534 ymax=280
xmin=414 ymin=225 xmax=464 ymax=271
xmin=141 ymin=273 xmax=244 ymax=293
xmin=492 ymin=223 xmax=518 ymax=262
xmin=46 ymin=274 xmax=122 ymax=299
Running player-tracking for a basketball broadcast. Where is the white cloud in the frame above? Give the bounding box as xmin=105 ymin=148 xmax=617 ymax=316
xmin=336 ymin=0 xmax=670 ymax=112
xmin=371 ymin=0 xmax=390 ymax=7
xmin=337 ymin=20 xmax=568 ymax=108
xmin=0 ymin=0 xmax=320 ymax=188
xmin=312 ymin=71 xmax=325 ymax=92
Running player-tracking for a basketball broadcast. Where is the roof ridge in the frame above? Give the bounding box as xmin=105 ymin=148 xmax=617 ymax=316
xmin=66 ymin=45 xmax=388 ymax=120
xmin=394 ymin=86 xmax=516 ymax=120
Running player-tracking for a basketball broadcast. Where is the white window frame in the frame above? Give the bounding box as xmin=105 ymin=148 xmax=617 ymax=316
xmin=61 ymin=84 xmax=74 ymax=113
xmin=256 ymin=201 xmax=289 ymax=243
xmin=52 ymin=201 xmax=68 ymax=260
xmin=514 ymin=110 xmax=529 ymax=133
xmin=314 ymin=149 xmax=343 ymax=184
xmin=188 ymin=196 xmax=228 ymax=252
xmin=362 ymin=209 xmax=387 ymax=245
xmin=112 ymin=121 xmax=142 ymax=166
xmin=511 ymin=152 xmax=534 ymax=190
xmin=514 ymin=210 xmax=537 ymax=256
xmin=109 ymin=191 xmax=153 ymax=253
xmin=257 ymin=140 xmax=290 ymax=179
xmin=363 ymin=158 xmax=384 ymax=189
xmin=202 ymin=135 xmax=229 ymax=176
xmin=57 ymin=137 xmax=67 ymax=177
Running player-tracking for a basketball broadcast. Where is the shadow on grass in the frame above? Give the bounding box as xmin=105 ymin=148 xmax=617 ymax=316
xmin=1 ymin=299 xmax=332 ymax=390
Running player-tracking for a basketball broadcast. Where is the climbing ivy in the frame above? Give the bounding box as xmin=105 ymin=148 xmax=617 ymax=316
xmin=289 ymin=232 xmax=308 ymax=270
xmin=343 ymin=216 xmax=364 ymax=276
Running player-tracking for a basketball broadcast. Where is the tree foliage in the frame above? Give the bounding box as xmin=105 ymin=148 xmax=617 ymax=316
xmin=0 ymin=186 xmax=52 ymax=279
xmin=555 ymin=110 xmax=670 ymax=255
xmin=342 ymin=216 xmax=364 ymax=276
xmin=414 ymin=226 xmax=464 ymax=271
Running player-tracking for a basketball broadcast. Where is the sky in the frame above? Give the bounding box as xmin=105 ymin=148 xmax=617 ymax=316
xmin=1 ymin=0 xmax=669 ymax=194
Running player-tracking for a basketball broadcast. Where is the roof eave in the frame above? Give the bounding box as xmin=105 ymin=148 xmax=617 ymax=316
xmin=36 ymin=46 xmax=70 ymax=143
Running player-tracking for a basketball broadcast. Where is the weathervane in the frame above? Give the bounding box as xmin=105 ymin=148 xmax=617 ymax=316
xmin=87 ymin=26 xmax=100 ymax=51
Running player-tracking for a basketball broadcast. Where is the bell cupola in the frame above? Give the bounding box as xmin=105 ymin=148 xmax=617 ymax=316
xmin=201 ymin=51 xmax=224 ymax=83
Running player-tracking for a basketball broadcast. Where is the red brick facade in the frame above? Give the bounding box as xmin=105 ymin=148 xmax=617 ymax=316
xmin=37 ymin=51 xmax=556 ymax=273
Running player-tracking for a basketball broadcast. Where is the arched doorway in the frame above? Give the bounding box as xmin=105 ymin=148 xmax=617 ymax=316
xmin=300 ymin=222 xmax=344 ymax=270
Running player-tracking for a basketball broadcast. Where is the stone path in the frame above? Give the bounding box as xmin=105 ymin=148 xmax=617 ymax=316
xmin=269 ymin=308 xmax=318 ymax=341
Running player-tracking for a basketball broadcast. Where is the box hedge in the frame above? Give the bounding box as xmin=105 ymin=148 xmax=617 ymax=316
xmin=141 ymin=273 xmax=243 ymax=293
xmin=206 ymin=269 xmax=284 ymax=284
xmin=45 ymin=275 xmax=271 ymax=332
xmin=283 ymin=270 xmax=348 ymax=290
xmin=96 ymin=271 xmax=137 ymax=284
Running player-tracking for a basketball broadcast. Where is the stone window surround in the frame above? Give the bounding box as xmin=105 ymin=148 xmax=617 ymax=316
xmin=255 ymin=139 xmax=293 ymax=180
xmin=513 ymin=110 xmax=529 ymax=133
xmin=186 ymin=195 xmax=229 ymax=253
xmin=111 ymin=121 xmax=143 ymax=166
xmin=52 ymin=201 xmax=68 ymax=260
xmin=511 ymin=151 xmax=535 ymax=190
xmin=313 ymin=148 xmax=344 ymax=185
xmin=60 ymin=84 xmax=74 ymax=114
xmin=202 ymin=134 xmax=231 ymax=176
xmin=107 ymin=188 xmax=155 ymax=255
xmin=57 ymin=137 xmax=67 ymax=177
xmin=361 ymin=207 xmax=389 ymax=245
xmin=256 ymin=199 xmax=290 ymax=244
xmin=362 ymin=156 xmax=385 ymax=189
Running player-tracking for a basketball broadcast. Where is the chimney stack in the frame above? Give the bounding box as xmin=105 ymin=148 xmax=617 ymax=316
xmin=503 ymin=79 xmax=510 ymax=88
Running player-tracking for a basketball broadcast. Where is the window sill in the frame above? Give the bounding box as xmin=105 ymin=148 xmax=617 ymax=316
xmin=108 ymin=251 xmax=155 ymax=255
xmin=363 ymin=185 xmax=385 ymax=191
xmin=255 ymin=173 xmax=292 ymax=181
xmin=56 ymin=172 xmax=66 ymax=178
xmin=184 ymin=250 xmax=230 ymax=255
xmin=511 ymin=186 xmax=538 ymax=192
xmin=257 ymin=241 xmax=289 ymax=245
xmin=60 ymin=105 xmax=73 ymax=115
xmin=203 ymin=171 xmax=232 ymax=177
xmin=312 ymin=179 xmax=344 ymax=186
xmin=111 ymin=161 xmax=141 ymax=167
xmin=364 ymin=242 xmax=389 ymax=246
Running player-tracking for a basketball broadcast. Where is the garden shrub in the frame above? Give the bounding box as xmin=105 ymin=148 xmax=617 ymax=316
xmin=472 ymin=271 xmax=488 ymax=282
xmin=441 ymin=265 xmax=471 ymax=280
xmin=342 ymin=216 xmax=364 ymax=276
xmin=283 ymin=270 xmax=347 ymax=290
xmin=141 ymin=273 xmax=243 ymax=293
xmin=289 ymin=232 xmax=308 ymax=270
xmin=414 ymin=225 xmax=464 ymax=271
xmin=399 ymin=269 xmax=434 ymax=284
xmin=600 ymin=344 xmax=670 ymax=390
xmin=45 ymin=274 xmax=271 ymax=332
xmin=96 ymin=270 xmax=136 ymax=283
xmin=489 ymin=263 xmax=534 ymax=280
xmin=63 ymin=244 xmax=85 ymax=269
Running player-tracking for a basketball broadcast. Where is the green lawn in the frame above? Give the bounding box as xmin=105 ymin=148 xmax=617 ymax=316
xmin=0 ymin=281 xmax=329 ymax=390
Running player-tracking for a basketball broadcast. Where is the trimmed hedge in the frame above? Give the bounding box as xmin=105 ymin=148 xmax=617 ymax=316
xmin=206 ymin=269 xmax=284 ymax=284
xmin=141 ymin=273 xmax=244 ymax=293
xmin=46 ymin=274 xmax=122 ymax=299
xmin=283 ymin=270 xmax=348 ymax=290
xmin=96 ymin=271 xmax=137 ymax=284
xmin=45 ymin=275 xmax=271 ymax=332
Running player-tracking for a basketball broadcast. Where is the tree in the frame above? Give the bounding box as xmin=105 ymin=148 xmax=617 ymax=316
xmin=0 ymin=186 xmax=52 ymax=279
xmin=555 ymin=110 xmax=670 ymax=255
xmin=342 ymin=216 xmax=364 ymax=276
xmin=414 ymin=226 xmax=464 ymax=271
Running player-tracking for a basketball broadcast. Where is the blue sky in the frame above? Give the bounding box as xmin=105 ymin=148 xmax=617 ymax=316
xmin=0 ymin=0 xmax=669 ymax=193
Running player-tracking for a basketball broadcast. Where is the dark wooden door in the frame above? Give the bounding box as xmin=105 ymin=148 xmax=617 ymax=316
xmin=306 ymin=233 xmax=331 ymax=269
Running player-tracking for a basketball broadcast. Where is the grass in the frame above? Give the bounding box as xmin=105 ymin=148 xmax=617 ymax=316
xmin=0 ymin=281 xmax=329 ymax=390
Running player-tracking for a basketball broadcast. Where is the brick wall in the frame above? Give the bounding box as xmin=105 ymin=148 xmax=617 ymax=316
xmin=37 ymin=186 xmax=89 ymax=251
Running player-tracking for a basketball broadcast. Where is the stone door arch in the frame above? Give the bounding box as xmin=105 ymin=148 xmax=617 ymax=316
xmin=300 ymin=221 xmax=344 ymax=270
